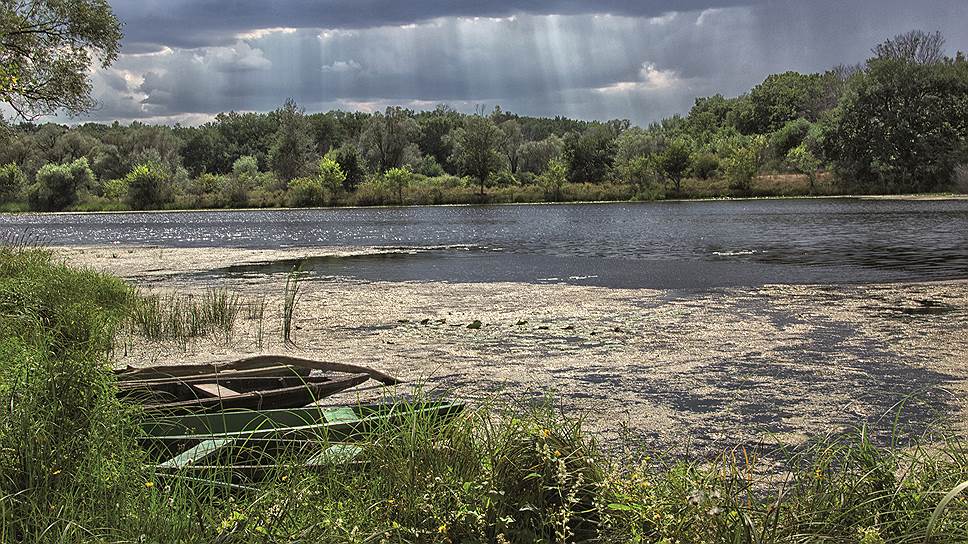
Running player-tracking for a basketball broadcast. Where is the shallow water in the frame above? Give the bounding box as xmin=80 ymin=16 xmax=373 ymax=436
xmin=5 ymin=199 xmax=968 ymax=288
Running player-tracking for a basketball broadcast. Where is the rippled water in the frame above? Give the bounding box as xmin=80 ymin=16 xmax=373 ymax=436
xmin=3 ymin=199 xmax=967 ymax=288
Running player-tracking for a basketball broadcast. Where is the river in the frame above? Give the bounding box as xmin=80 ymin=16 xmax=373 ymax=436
xmin=3 ymin=198 xmax=967 ymax=289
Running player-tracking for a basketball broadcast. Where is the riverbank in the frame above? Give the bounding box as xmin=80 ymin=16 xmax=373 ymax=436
xmin=62 ymin=245 xmax=968 ymax=454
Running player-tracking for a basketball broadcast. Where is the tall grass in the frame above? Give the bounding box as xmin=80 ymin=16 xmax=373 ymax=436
xmin=0 ymin=246 xmax=143 ymax=542
xmin=282 ymin=264 xmax=303 ymax=347
xmin=128 ymin=288 xmax=244 ymax=343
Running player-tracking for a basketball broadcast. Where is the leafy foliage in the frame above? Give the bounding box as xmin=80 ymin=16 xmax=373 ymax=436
xmin=27 ymin=157 xmax=93 ymax=211
xmin=449 ymin=115 xmax=504 ymax=195
xmin=125 ymin=162 xmax=173 ymax=210
xmin=0 ymin=0 xmax=122 ymax=118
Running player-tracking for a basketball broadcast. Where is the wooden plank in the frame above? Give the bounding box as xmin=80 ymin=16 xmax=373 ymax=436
xmin=141 ymin=373 xmax=370 ymax=414
xmin=191 ymin=383 xmax=242 ymax=399
xmin=116 ymin=364 xmax=309 ymax=382
xmin=157 ymin=438 xmax=234 ymax=470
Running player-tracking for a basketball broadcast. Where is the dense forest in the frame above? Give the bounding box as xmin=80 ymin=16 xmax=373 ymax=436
xmin=1 ymin=30 xmax=967 ymax=212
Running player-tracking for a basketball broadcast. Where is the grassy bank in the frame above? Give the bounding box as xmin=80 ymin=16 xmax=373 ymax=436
xmin=1 ymin=247 xmax=967 ymax=543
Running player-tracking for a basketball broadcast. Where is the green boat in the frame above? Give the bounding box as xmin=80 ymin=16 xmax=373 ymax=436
xmin=142 ymin=401 xmax=465 ymax=479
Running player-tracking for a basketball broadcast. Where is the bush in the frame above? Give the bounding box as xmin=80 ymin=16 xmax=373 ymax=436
xmin=286 ymin=176 xmax=325 ymax=207
xmin=385 ymin=167 xmax=414 ymax=204
xmin=317 ymin=156 xmax=347 ymax=204
xmin=125 ymin=162 xmax=173 ymax=210
xmin=26 ymin=158 xmax=94 ymax=211
xmin=691 ymin=152 xmax=720 ymax=179
xmin=0 ymin=163 xmax=26 ymax=203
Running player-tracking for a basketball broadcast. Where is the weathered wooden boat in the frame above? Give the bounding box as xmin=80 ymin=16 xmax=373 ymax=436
xmin=116 ymin=355 xmax=402 ymax=413
xmin=116 ymin=354 xmax=402 ymax=385
xmin=143 ymin=401 xmax=465 ymax=480
xmin=125 ymin=373 xmax=371 ymax=413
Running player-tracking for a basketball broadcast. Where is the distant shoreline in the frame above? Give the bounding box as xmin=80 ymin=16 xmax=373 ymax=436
xmin=3 ymin=191 xmax=967 ymax=216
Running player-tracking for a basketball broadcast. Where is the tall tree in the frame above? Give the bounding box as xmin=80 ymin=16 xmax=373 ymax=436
xmin=659 ymin=139 xmax=692 ymax=193
xmin=449 ymin=116 xmax=504 ymax=195
xmin=499 ymin=119 xmax=524 ymax=174
xmin=872 ymin=30 xmax=946 ymax=65
xmin=0 ymin=0 xmax=122 ymax=119
xmin=564 ymin=124 xmax=616 ymax=183
xmin=362 ymin=106 xmax=420 ymax=173
xmin=268 ymin=99 xmax=316 ymax=182
xmin=828 ymin=55 xmax=968 ymax=192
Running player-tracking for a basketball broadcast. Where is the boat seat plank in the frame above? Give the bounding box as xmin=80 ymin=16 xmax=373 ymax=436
xmin=191 ymin=383 xmax=242 ymax=398
xmin=158 ymin=438 xmax=234 ymax=470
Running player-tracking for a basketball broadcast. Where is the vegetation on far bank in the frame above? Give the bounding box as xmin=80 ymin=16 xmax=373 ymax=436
xmin=2 ymin=30 xmax=968 ymax=213
xmin=2 ymin=246 xmax=968 ymax=543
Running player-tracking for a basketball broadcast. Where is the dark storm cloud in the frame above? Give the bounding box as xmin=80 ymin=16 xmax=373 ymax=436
xmin=64 ymin=0 xmax=968 ymax=126
xmin=113 ymin=0 xmax=763 ymax=51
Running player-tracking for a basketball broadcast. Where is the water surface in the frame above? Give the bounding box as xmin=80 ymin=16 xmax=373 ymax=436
xmin=3 ymin=199 xmax=967 ymax=288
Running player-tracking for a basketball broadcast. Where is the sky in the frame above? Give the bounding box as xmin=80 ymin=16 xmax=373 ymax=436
xmin=62 ymin=0 xmax=968 ymax=126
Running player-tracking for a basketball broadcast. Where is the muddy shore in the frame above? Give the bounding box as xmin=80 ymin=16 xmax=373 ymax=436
xmin=60 ymin=245 xmax=968 ymax=455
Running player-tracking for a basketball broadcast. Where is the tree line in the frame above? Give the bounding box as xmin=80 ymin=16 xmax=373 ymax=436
xmin=1 ymin=30 xmax=967 ymax=212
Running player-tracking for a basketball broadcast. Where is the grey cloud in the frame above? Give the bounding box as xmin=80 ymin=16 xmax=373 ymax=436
xmin=64 ymin=0 xmax=968 ymax=126
xmin=113 ymin=0 xmax=763 ymax=51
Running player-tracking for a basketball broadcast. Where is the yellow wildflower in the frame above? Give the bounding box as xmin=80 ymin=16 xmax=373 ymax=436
xmin=145 ymin=481 xmax=155 ymax=489
xmin=438 ymin=523 xmax=448 ymax=534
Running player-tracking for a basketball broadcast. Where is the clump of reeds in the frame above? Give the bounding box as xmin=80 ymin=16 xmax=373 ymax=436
xmin=128 ymin=288 xmax=244 ymax=343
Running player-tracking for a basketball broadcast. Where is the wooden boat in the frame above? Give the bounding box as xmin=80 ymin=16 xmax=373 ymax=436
xmin=143 ymin=401 xmax=465 ymax=479
xmin=127 ymin=372 xmax=371 ymax=413
xmin=116 ymin=354 xmax=402 ymax=385
xmin=116 ymin=355 xmax=402 ymax=413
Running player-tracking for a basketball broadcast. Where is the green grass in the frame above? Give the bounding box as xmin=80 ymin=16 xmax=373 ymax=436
xmin=128 ymin=288 xmax=245 ymax=344
xmin=0 ymin=247 xmax=966 ymax=543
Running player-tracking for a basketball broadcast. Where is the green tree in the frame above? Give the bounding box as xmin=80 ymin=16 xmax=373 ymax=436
xmin=722 ymin=135 xmax=767 ymax=194
xmin=786 ymin=144 xmax=822 ymax=193
xmin=448 ymin=116 xmax=504 ymax=196
xmin=499 ymin=119 xmax=524 ymax=174
xmin=659 ymin=139 xmax=692 ymax=193
xmin=618 ymin=155 xmax=661 ymax=195
xmin=362 ymin=106 xmax=421 ymax=173
xmin=332 ymin=143 xmax=365 ymax=191
xmin=384 ymin=167 xmax=414 ymax=204
xmin=317 ymin=156 xmax=347 ymax=204
xmin=519 ymin=135 xmax=564 ymax=175
xmin=125 ymin=162 xmax=172 ymax=210
xmin=417 ymin=105 xmax=462 ymax=171
xmin=564 ymin=124 xmax=616 ymax=183
xmin=744 ymin=72 xmax=827 ymax=134
xmin=0 ymin=0 xmax=122 ymax=118
xmin=269 ymin=99 xmax=316 ymax=182
xmin=225 ymin=155 xmax=260 ymax=207
xmin=828 ymin=56 xmax=968 ymax=192
xmin=690 ymin=153 xmax=719 ymax=180
xmin=539 ymin=158 xmax=568 ymax=201
xmin=0 ymin=163 xmax=26 ymax=202
xmin=27 ymin=158 xmax=93 ymax=211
